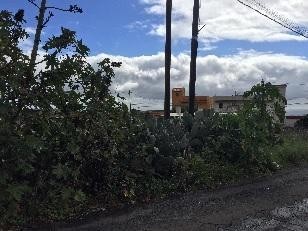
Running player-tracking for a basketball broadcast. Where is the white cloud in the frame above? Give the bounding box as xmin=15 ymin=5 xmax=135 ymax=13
xmin=116 ymin=81 xmax=139 ymax=92
xmin=25 ymin=27 xmax=36 ymax=35
xmin=139 ymin=0 xmax=308 ymax=43
xmin=287 ymin=98 xmax=308 ymax=116
xmin=126 ymin=20 xmax=149 ymax=31
xmin=88 ymin=50 xmax=308 ymax=115
xmin=19 ymin=37 xmax=33 ymax=55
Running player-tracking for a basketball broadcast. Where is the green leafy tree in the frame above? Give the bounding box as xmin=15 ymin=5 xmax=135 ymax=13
xmin=0 ymin=7 xmax=125 ymax=224
xmin=239 ymin=80 xmax=286 ymax=169
xmin=27 ymin=0 xmax=82 ymax=76
xmin=0 ymin=11 xmax=31 ymax=224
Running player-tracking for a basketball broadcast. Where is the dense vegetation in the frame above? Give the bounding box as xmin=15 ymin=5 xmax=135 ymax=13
xmin=0 ymin=8 xmax=307 ymax=228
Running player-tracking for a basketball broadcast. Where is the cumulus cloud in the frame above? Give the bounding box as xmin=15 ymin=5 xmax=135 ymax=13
xmin=126 ymin=20 xmax=149 ymax=31
xmin=117 ymin=81 xmax=139 ymax=92
xmin=25 ymin=27 xmax=36 ymax=35
xmin=88 ymin=50 xmax=308 ymax=115
xmin=139 ymin=0 xmax=308 ymax=43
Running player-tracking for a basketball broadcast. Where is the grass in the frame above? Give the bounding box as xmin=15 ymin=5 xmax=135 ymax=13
xmin=271 ymin=130 xmax=308 ymax=167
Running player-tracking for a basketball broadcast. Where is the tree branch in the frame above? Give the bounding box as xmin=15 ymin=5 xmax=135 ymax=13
xmin=43 ymin=11 xmax=54 ymax=27
xmin=46 ymin=6 xmax=71 ymax=12
xmin=27 ymin=0 xmax=39 ymax=9
xmin=46 ymin=5 xmax=82 ymax=13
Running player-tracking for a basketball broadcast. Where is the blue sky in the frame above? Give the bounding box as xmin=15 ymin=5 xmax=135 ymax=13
xmin=3 ymin=0 xmax=308 ymax=57
xmin=2 ymin=0 xmax=164 ymax=56
xmin=1 ymin=0 xmax=308 ymax=114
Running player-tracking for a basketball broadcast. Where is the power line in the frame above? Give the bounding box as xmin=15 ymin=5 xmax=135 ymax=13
xmin=237 ymin=0 xmax=308 ymax=39
xmin=287 ymin=103 xmax=308 ymax=105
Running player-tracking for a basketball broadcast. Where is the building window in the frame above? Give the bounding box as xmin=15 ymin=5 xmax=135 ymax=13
xmin=219 ymin=103 xmax=223 ymax=109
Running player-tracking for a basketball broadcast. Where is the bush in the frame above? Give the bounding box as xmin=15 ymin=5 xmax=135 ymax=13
xmin=271 ymin=130 xmax=308 ymax=166
xmin=0 ymin=9 xmax=291 ymax=227
xmin=0 ymin=10 xmax=142 ymax=225
xmin=186 ymin=155 xmax=245 ymax=188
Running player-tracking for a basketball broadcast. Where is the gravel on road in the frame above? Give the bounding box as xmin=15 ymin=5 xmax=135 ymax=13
xmin=41 ymin=166 xmax=308 ymax=231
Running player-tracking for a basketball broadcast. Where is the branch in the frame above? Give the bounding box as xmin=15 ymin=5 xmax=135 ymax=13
xmin=27 ymin=0 xmax=39 ymax=9
xmin=34 ymin=57 xmax=48 ymax=65
xmin=42 ymin=11 xmax=54 ymax=27
xmin=46 ymin=5 xmax=83 ymax=13
xmin=46 ymin=6 xmax=71 ymax=12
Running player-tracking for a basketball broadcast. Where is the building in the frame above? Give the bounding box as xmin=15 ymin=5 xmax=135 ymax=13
xmin=172 ymin=84 xmax=287 ymax=114
xmin=145 ymin=110 xmax=183 ymax=118
xmin=285 ymin=115 xmax=305 ymax=128
xmin=212 ymin=95 xmax=248 ymax=113
xmin=213 ymin=84 xmax=287 ymax=114
xmin=172 ymin=88 xmax=213 ymax=113
xmin=275 ymin=84 xmax=287 ymax=98
xmin=145 ymin=110 xmax=164 ymax=118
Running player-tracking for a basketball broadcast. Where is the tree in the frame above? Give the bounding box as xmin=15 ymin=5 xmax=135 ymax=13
xmin=188 ymin=0 xmax=200 ymax=115
xmin=239 ymin=80 xmax=286 ymax=168
xmin=240 ymin=80 xmax=286 ymax=160
xmin=0 ymin=5 xmax=123 ymax=223
xmin=27 ymin=0 xmax=82 ymax=76
xmin=243 ymin=80 xmax=286 ymax=126
xmin=164 ymin=0 xmax=172 ymax=119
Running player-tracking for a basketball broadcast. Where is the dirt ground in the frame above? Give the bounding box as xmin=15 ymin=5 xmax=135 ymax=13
xmin=40 ymin=166 xmax=308 ymax=231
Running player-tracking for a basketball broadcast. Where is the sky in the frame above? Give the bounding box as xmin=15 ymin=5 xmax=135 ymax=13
xmin=1 ymin=0 xmax=308 ymax=115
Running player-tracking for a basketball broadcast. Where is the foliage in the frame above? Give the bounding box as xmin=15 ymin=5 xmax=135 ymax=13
xmin=0 ymin=7 xmax=296 ymax=228
xmin=271 ymin=130 xmax=308 ymax=166
xmin=0 ymin=10 xmax=32 ymax=224
xmin=184 ymin=155 xmax=245 ymax=189
xmin=239 ymin=80 xmax=286 ymax=170
xmin=0 ymin=10 xmax=126 ymax=224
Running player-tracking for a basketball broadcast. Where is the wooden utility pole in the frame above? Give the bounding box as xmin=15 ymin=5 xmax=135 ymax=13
xmin=164 ymin=0 xmax=172 ymax=119
xmin=128 ymin=90 xmax=132 ymax=112
xmin=27 ymin=0 xmax=82 ymax=76
xmin=188 ymin=0 xmax=200 ymax=115
xmin=29 ymin=0 xmax=47 ymax=76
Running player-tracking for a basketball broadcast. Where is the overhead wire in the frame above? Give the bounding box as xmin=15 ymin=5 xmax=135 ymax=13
xmin=236 ymin=0 xmax=308 ymax=39
xmin=234 ymin=0 xmax=308 ymax=109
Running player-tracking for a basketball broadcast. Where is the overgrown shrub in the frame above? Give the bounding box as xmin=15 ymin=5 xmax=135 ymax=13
xmin=0 ymin=8 xmax=292 ymax=227
xmin=271 ymin=130 xmax=308 ymax=166
xmin=238 ymin=80 xmax=286 ymax=171
xmin=0 ymin=10 xmax=146 ymax=224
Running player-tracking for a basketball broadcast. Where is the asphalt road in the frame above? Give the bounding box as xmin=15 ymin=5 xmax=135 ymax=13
xmin=50 ymin=166 xmax=308 ymax=231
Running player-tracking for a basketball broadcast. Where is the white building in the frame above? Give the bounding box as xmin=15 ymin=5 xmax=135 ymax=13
xmin=212 ymin=95 xmax=248 ymax=113
xmin=212 ymin=84 xmax=287 ymax=114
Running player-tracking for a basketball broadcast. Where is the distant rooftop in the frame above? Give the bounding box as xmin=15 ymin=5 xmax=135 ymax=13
xmin=212 ymin=95 xmax=248 ymax=101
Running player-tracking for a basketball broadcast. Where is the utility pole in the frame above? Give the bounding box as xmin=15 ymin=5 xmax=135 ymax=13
xmin=29 ymin=0 xmax=47 ymax=76
xmin=164 ymin=0 xmax=172 ymax=119
xmin=128 ymin=89 xmax=132 ymax=112
xmin=27 ymin=0 xmax=82 ymax=76
xmin=188 ymin=0 xmax=200 ymax=115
